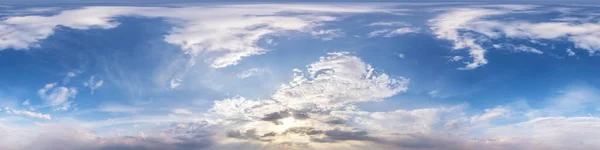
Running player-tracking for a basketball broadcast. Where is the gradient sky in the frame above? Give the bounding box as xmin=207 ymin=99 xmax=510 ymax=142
xmin=1 ymin=1 xmax=600 ymax=150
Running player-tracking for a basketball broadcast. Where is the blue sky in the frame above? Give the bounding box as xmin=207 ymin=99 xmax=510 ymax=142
xmin=1 ymin=1 xmax=600 ymax=150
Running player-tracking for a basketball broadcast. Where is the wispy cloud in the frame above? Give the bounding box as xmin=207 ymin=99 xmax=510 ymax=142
xmin=2 ymin=107 xmax=51 ymax=120
xmin=0 ymin=4 xmax=399 ymax=68
xmin=83 ymin=76 xmax=103 ymax=95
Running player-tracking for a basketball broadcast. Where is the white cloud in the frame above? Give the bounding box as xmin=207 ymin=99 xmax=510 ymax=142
xmin=37 ymin=82 xmax=77 ymax=111
xmin=272 ymin=52 xmax=409 ymax=109
xmin=567 ymin=48 xmax=576 ymax=56
xmin=367 ymin=21 xmax=409 ymax=26
xmin=172 ymin=108 xmax=192 ymax=115
xmin=429 ymin=8 xmax=508 ymax=70
xmin=428 ymin=90 xmax=440 ymax=98
xmin=449 ymin=56 xmax=463 ymax=62
xmin=8 ymin=55 xmax=600 ymax=150
xmin=0 ymin=4 xmax=397 ymax=68
xmin=357 ymin=106 xmax=465 ymax=134
xmin=3 ymin=107 xmax=51 ymax=120
xmin=483 ymin=117 xmax=600 ymax=149
xmin=62 ymin=71 xmax=78 ymax=84
xmin=532 ymin=85 xmax=600 ymax=117
xmin=96 ymin=105 xmax=143 ymax=113
xmin=197 ymin=52 xmax=411 ymax=147
xmin=492 ymin=44 xmax=543 ymax=54
xmin=470 ymin=106 xmax=510 ymax=124
xmin=431 ymin=6 xmax=600 ymax=69
xmin=236 ymin=68 xmax=262 ymax=79
xmin=397 ymin=53 xmax=405 ymax=59
xmin=22 ymin=99 xmax=30 ymax=106
xmin=367 ymin=29 xmax=392 ymax=37
xmin=310 ymin=29 xmax=344 ymax=40
xmin=367 ymin=27 xmax=419 ymax=38
xmin=169 ymin=78 xmax=182 ymax=89
xmin=83 ymin=76 xmax=103 ymax=94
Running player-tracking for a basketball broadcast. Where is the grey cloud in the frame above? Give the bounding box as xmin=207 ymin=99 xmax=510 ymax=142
xmin=261 ymin=111 xmax=291 ymax=125
xmin=226 ymin=129 xmax=259 ymax=140
xmin=283 ymin=127 xmax=323 ymax=136
xmin=292 ymin=112 xmax=310 ymax=120
xmin=324 ymin=118 xmax=346 ymax=125
xmin=311 ymin=129 xmax=379 ymax=143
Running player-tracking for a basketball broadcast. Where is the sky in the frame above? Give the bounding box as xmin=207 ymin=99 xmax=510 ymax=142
xmin=1 ymin=1 xmax=600 ymax=150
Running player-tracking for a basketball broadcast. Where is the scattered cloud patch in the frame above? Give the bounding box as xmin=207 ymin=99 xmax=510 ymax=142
xmin=430 ymin=6 xmax=600 ymax=69
xmin=492 ymin=44 xmax=543 ymax=54
xmin=449 ymin=56 xmax=463 ymax=62
xmin=169 ymin=78 xmax=182 ymax=89
xmin=367 ymin=21 xmax=409 ymax=26
xmin=172 ymin=108 xmax=193 ymax=115
xmin=567 ymin=48 xmax=576 ymax=56
xmin=0 ymin=4 xmax=398 ymax=68
xmin=83 ymin=76 xmax=103 ymax=94
xmin=310 ymin=29 xmax=344 ymax=40
xmin=397 ymin=53 xmax=405 ymax=59
xmin=97 ymin=105 xmax=143 ymax=113
xmin=62 ymin=71 xmax=78 ymax=84
xmin=367 ymin=27 xmax=419 ymax=38
xmin=236 ymin=68 xmax=262 ymax=79
xmin=37 ymin=82 xmax=77 ymax=111
xmin=203 ymin=52 xmax=410 ymax=147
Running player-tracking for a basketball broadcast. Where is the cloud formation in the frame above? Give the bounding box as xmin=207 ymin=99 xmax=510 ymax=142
xmin=2 ymin=107 xmax=51 ymax=120
xmin=37 ymin=82 xmax=77 ymax=111
xmin=3 ymin=3 xmax=600 ymax=150
xmin=430 ymin=5 xmax=600 ymax=69
xmin=0 ymin=4 xmax=397 ymax=68
xmin=83 ymin=76 xmax=103 ymax=95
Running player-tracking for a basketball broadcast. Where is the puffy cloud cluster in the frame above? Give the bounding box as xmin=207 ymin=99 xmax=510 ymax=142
xmin=203 ymin=52 xmax=411 ymax=148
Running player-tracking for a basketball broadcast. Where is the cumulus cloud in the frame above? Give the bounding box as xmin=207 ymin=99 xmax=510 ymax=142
xmin=202 ymin=52 xmax=410 ymax=147
xmin=449 ymin=56 xmax=464 ymax=62
xmin=0 ymin=4 xmax=398 ymax=68
xmin=37 ymin=82 xmax=77 ymax=111
xmin=83 ymin=76 xmax=103 ymax=94
xmin=5 ymin=52 xmax=600 ymax=150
